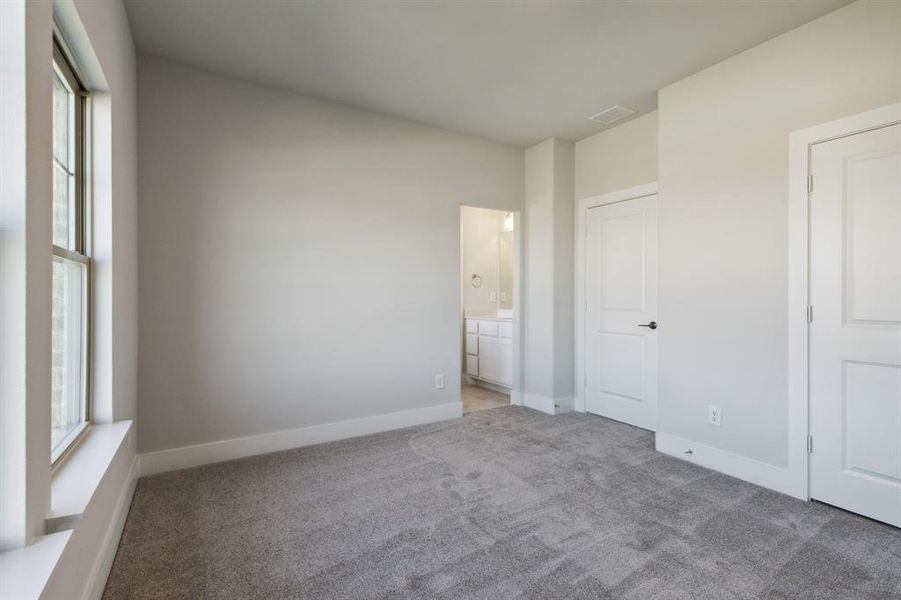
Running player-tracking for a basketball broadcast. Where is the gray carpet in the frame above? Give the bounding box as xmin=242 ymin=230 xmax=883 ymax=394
xmin=104 ymin=407 xmax=901 ymax=599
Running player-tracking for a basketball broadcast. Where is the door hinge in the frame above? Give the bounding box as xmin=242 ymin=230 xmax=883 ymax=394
xmin=807 ymin=435 xmax=814 ymax=454
xmin=807 ymin=174 xmax=813 ymax=193
xmin=584 ymin=373 xmax=588 ymax=387
xmin=584 ymin=298 xmax=589 ymax=312
xmin=807 ymin=305 xmax=813 ymax=323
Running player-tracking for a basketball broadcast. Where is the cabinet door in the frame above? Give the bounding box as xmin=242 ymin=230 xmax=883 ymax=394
xmin=466 ymin=355 xmax=479 ymax=377
xmin=478 ymin=320 xmax=499 ymax=337
xmin=498 ymin=338 xmax=513 ymax=386
xmin=478 ymin=336 xmax=500 ymax=382
xmin=465 ymin=334 xmax=478 ymax=356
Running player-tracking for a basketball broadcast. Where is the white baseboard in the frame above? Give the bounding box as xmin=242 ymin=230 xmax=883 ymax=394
xmin=574 ymin=393 xmax=586 ymax=413
xmin=509 ymin=389 xmax=523 ymax=406
xmin=522 ymin=393 xmax=573 ymax=415
xmin=523 ymin=392 xmax=555 ymax=414
xmin=554 ymin=396 xmax=575 ymax=413
xmin=140 ymin=402 xmax=463 ymax=477
xmin=82 ymin=455 xmax=139 ymax=600
xmin=655 ymin=432 xmax=805 ymax=500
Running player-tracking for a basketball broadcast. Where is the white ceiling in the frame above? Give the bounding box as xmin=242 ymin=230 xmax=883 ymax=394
xmin=124 ymin=0 xmax=849 ymax=147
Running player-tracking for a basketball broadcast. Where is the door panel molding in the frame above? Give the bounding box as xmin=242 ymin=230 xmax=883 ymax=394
xmin=575 ymin=182 xmax=657 ymax=419
xmin=787 ymin=102 xmax=901 ymax=504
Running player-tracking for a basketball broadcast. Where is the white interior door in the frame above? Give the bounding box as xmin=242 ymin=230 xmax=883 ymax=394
xmin=585 ymin=195 xmax=658 ymax=430
xmin=809 ymin=122 xmax=901 ymax=527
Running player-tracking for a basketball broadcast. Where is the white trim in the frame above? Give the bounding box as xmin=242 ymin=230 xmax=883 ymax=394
xmin=574 ymin=182 xmax=658 ymax=416
xmin=523 ymin=393 xmax=556 ymax=415
xmin=512 ymin=211 xmax=524 ymax=409
xmin=521 ymin=393 xmax=573 ymax=415
xmin=81 ymin=456 xmax=139 ymax=600
xmin=555 ymin=396 xmax=574 ymax=413
xmin=0 ymin=531 xmax=72 ymax=600
xmin=788 ymin=102 xmax=901 ymax=503
xmin=656 ymin=432 xmax=804 ymax=500
xmin=139 ymin=402 xmax=463 ymax=476
xmin=49 ymin=421 xmax=132 ymax=528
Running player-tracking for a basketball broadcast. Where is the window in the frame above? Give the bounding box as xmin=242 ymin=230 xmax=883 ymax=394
xmin=51 ymin=37 xmax=90 ymax=463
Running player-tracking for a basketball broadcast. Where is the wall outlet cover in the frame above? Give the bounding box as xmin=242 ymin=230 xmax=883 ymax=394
xmin=707 ymin=405 xmax=722 ymax=427
xmin=435 ymin=374 xmax=445 ymax=389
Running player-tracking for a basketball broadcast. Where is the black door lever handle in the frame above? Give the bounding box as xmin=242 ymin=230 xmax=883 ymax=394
xmin=638 ymin=321 xmax=658 ymax=330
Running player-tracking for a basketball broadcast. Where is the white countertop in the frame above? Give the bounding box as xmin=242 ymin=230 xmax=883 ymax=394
xmin=464 ymin=314 xmax=512 ymax=322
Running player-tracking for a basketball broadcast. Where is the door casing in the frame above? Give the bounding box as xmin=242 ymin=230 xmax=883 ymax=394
xmin=787 ymin=102 xmax=901 ymax=502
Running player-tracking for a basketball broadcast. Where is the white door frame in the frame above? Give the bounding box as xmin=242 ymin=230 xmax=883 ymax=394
xmin=574 ymin=182 xmax=658 ymax=415
xmin=787 ymin=102 xmax=901 ymax=502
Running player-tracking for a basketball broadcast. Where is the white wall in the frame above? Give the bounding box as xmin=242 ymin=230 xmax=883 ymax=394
xmin=59 ymin=0 xmax=140 ymax=424
xmin=574 ymin=111 xmax=657 ymax=200
xmin=137 ymin=57 xmax=524 ymax=454
xmin=460 ymin=206 xmax=503 ymax=315
xmin=552 ymin=142 xmax=575 ymax=400
xmin=523 ymin=138 xmax=574 ymax=411
xmin=657 ymin=0 xmax=901 ymax=468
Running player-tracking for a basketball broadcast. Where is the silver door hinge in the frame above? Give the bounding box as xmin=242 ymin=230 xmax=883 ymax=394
xmin=808 ymin=435 xmax=814 ymax=454
xmin=807 ymin=305 xmax=813 ymax=323
xmin=584 ymin=298 xmax=589 ymax=312
xmin=807 ymin=174 xmax=813 ymax=193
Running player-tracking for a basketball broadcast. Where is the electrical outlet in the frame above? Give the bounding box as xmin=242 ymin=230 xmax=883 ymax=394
xmin=489 ymin=291 xmax=497 ymax=302
xmin=435 ymin=374 xmax=445 ymax=389
xmin=707 ymin=405 xmax=722 ymax=427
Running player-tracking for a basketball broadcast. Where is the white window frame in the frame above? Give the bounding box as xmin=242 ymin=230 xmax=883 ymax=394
xmin=50 ymin=34 xmax=92 ymax=466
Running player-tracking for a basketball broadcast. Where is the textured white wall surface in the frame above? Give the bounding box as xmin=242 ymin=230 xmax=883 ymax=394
xmin=137 ymin=57 xmax=524 ymax=453
xmin=524 ymin=138 xmax=574 ymax=404
xmin=460 ymin=206 xmax=505 ymax=315
xmin=657 ymin=0 xmax=901 ymax=467
xmin=574 ymin=111 xmax=657 ymax=201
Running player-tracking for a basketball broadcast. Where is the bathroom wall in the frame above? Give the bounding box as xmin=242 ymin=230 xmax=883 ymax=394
xmin=460 ymin=206 xmax=510 ymax=315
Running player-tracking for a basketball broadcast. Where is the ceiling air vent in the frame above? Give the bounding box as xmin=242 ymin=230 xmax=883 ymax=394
xmin=588 ymin=105 xmax=636 ymax=125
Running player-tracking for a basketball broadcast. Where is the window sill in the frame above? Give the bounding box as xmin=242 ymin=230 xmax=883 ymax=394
xmin=0 ymin=421 xmax=134 ymax=599
xmin=0 ymin=531 xmax=72 ymax=600
xmin=46 ymin=420 xmax=133 ymax=533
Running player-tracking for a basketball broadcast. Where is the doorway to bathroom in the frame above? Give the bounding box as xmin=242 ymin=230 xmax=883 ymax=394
xmin=460 ymin=206 xmax=520 ymax=415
